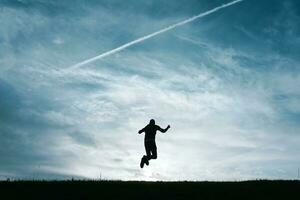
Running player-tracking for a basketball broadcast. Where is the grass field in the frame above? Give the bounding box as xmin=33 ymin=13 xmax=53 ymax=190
xmin=1 ymin=180 xmax=299 ymax=200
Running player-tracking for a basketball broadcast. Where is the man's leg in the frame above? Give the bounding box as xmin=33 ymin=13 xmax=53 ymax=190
xmin=144 ymin=141 xmax=151 ymax=165
xmin=146 ymin=141 xmax=157 ymax=160
xmin=140 ymin=141 xmax=151 ymax=168
xmin=150 ymin=142 xmax=157 ymax=160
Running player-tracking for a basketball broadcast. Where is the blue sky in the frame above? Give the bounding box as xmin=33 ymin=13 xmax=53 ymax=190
xmin=0 ymin=0 xmax=300 ymax=181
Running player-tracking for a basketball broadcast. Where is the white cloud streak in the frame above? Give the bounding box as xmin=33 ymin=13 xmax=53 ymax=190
xmin=69 ymin=0 xmax=244 ymax=70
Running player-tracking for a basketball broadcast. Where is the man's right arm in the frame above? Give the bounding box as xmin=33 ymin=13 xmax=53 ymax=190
xmin=138 ymin=127 xmax=146 ymax=134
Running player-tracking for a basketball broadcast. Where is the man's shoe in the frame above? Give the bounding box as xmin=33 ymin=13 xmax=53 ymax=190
xmin=140 ymin=156 xmax=145 ymax=168
xmin=144 ymin=156 xmax=149 ymax=166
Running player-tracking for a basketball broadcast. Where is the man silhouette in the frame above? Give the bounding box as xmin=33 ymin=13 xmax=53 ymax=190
xmin=138 ymin=119 xmax=170 ymax=168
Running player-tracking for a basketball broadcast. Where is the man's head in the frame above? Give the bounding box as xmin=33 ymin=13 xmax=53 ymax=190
xmin=149 ymin=119 xmax=155 ymax=125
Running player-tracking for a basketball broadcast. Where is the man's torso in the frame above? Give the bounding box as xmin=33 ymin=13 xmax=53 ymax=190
xmin=144 ymin=124 xmax=159 ymax=141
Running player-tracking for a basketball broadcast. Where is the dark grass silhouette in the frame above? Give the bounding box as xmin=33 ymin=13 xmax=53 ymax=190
xmin=1 ymin=180 xmax=299 ymax=200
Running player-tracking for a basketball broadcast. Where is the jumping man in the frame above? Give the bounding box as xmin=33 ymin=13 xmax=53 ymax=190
xmin=138 ymin=119 xmax=170 ymax=168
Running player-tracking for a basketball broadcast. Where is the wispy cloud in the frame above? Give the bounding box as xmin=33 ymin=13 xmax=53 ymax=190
xmin=69 ymin=0 xmax=244 ymax=70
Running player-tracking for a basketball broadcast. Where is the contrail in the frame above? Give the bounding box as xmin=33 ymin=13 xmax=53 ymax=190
xmin=70 ymin=0 xmax=243 ymax=69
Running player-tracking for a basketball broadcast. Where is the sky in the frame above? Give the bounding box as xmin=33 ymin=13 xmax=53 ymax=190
xmin=0 ymin=0 xmax=300 ymax=181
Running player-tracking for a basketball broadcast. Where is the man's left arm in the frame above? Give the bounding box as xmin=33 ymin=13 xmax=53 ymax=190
xmin=157 ymin=125 xmax=170 ymax=133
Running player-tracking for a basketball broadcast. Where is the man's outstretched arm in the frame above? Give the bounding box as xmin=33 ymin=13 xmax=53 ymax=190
xmin=138 ymin=127 xmax=146 ymax=134
xmin=157 ymin=125 xmax=170 ymax=133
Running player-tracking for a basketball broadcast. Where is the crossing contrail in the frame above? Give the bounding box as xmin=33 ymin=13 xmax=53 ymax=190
xmin=70 ymin=0 xmax=244 ymax=70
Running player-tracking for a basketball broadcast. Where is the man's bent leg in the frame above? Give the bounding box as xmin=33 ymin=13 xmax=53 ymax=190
xmin=150 ymin=142 xmax=157 ymax=159
xmin=144 ymin=141 xmax=151 ymax=165
xmin=146 ymin=141 xmax=157 ymax=160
